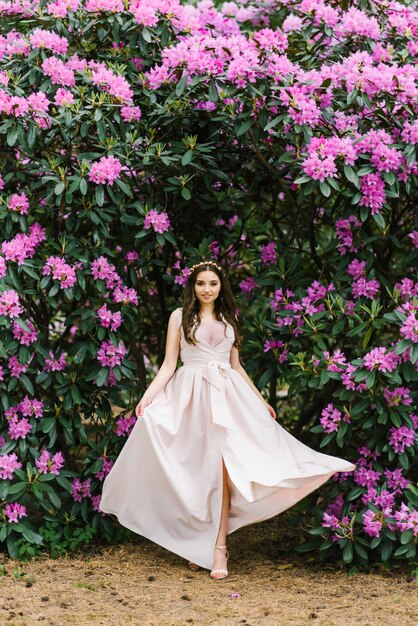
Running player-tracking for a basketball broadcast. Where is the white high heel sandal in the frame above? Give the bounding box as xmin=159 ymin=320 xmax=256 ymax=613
xmin=209 ymin=544 xmax=229 ymax=579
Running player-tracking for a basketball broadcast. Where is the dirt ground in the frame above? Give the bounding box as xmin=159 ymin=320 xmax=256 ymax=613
xmin=0 ymin=515 xmax=417 ymax=626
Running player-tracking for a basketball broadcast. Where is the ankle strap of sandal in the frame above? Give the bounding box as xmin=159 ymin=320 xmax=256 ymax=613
xmin=214 ymin=544 xmax=227 ymax=549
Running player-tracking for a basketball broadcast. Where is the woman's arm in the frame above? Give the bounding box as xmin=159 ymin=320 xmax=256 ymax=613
xmin=230 ymin=346 xmax=276 ymax=419
xmin=135 ymin=310 xmax=180 ymax=417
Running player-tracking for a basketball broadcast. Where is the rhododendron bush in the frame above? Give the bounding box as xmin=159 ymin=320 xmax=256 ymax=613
xmin=0 ymin=0 xmax=417 ymax=567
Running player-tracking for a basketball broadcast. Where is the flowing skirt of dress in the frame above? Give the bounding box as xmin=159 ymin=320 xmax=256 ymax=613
xmin=99 ymin=309 xmax=356 ymax=570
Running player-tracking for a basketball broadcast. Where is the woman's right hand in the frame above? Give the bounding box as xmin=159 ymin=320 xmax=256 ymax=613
xmin=135 ymin=396 xmax=153 ymax=418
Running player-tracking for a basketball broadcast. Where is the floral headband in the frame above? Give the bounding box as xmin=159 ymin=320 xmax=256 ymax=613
xmin=189 ymin=260 xmax=223 ymax=274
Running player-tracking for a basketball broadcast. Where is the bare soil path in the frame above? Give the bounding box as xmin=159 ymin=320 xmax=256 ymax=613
xmin=1 ymin=516 xmax=417 ymax=626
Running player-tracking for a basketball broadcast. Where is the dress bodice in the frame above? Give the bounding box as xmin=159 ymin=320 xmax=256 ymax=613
xmin=175 ymin=307 xmax=235 ymax=365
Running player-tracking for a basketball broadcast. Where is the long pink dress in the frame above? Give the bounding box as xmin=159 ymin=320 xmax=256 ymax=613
xmin=99 ymin=307 xmax=356 ymax=569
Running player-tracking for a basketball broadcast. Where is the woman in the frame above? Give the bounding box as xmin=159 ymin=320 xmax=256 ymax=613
xmin=99 ymin=260 xmax=356 ymax=580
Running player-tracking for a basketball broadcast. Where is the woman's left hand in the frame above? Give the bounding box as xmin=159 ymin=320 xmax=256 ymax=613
xmin=264 ymin=402 xmax=277 ymax=419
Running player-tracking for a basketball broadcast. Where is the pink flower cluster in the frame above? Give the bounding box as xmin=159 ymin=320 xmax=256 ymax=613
xmin=0 ymin=452 xmax=22 ymax=480
xmin=95 ymin=456 xmax=114 ymax=480
xmin=90 ymin=61 xmax=134 ymax=102
xmin=71 ymin=477 xmax=91 ymax=502
xmin=388 ymin=426 xmax=416 ymax=454
xmin=320 ymin=403 xmax=351 ymax=433
xmin=113 ymin=286 xmax=139 ymax=305
xmin=384 ymin=386 xmax=413 ymax=407
xmin=12 ymin=319 xmax=38 ymax=346
xmin=260 ymin=241 xmax=277 ymax=266
xmin=88 ymin=155 xmax=122 ymax=186
xmin=97 ymin=304 xmax=123 ymax=331
xmin=35 ymin=449 xmax=64 ymax=474
xmin=1 ymin=222 xmax=46 ymax=265
xmin=0 ymin=289 xmax=23 ymax=318
xmin=97 ymin=340 xmax=126 ymax=368
xmin=143 ymin=209 xmax=171 ymax=233
xmin=47 ymin=0 xmax=80 ymax=18
xmin=115 ymin=413 xmax=137 ymax=437
xmin=362 ymin=347 xmax=400 ymax=373
xmin=4 ymin=502 xmax=27 ymax=523
xmin=44 ymin=350 xmax=67 ymax=372
xmin=91 ymin=255 xmax=122 ymax=290
xmin=335 ymin=215 xmax=362 ymax=255
xmin=29 ymin=28 xmax=69 ymax=55
xmin=42 ymin=256 xmax=77 ymax=289
xmin=8 ymin=192 xmax=29 ymax=215
xmin=4 ymin=396 xmax=43 ymax=440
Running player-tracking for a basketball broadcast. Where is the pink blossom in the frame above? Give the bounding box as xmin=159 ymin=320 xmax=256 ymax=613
xmin=42 ymin=256 xmax=77 ymax=288
xmin=323 ymin=349 xmax=347 ymax=372
xmin=113 ymin=286 xmax=138 ymax=306
xmin=351 ymin=277 xmax=380 ymax=299
xmin=115 ymin=414 xmax=136 ymax=437
xmin=1 ymin=222 xmax=46 ymax=265
xmin=0 ymin=289 xmax=23 ymax=318
xmin=97 ymin=304 xmax=123 ymax=331
xmin=8 ymin=416 xmax=32 ymax=440
xmin=29 ymin=28 xmax=68 ymax=54
xmin=362 ymin=509 xmax=382 ymax=538
xmin=260 ymin=242 xmax=277 ymax=266
xmin=0 ymin=452 xmax=22 ymax=480
xmin=95 ymin=457 xmax=114 ymax=480
xmin=4 ymin=502 xmax=27 ymax=523
xmin=359 ymin=173 xmax=386 ymax=214
xmin=347 ymin=259 xmax=366 ymax=279
xmin=0 ymin=256 xmax=6 ymax=279
xmin=97 ymin=340 xmax=126 ymax=368
xmin=363 ymin=347 xmax=400 ymax=373
xmin=91 ymin=256 xmax=122 ymax=290
xmin=384 ymin=386 xmax=413 ymax=407
xmin=35 ymin=449 xmax=64 ymax=475
xmin=8 ymin=192 xmax=29 ymax=215
xmin=17 ymin=396 xmax=43 ymax=418
xmin=120 ymin=105 xmax=142 ymax=121
xmin=320 ymin=403 xmax=351 ymax=433
xmin=12 ymin=319 xmax=38 ymax=346
xmin=71 ymin=477 xmax=91 ymax=502
xmin=8 ymin=355 xmax=28 ymax=378
xmin=88 ymin=155 xmax=122 ymax=186
xmin=240 ymin=277 xmax=259 ymax=293
xmin=335 ymin=215 xmax=362 ymax=255
xmin=44 ymin=350 xmax=67 ymax=372
xmin=400 ymin=312 xmax=418 ymax=343
xmin=54 ymin=88 xmax=75 ymax=106
xmin=143 ymin=209 xmax=171 ymax=234
xmin=388 ymin=426 xmax=415 ymax=454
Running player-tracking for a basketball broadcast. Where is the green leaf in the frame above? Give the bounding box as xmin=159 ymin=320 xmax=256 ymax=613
xmin=342 ymin=542 xmax=353 ymax=563
xmin=400 ymin=529 xmax=414 ymax=544
xmin=55 ymin=181 xmax=65 ymax=195
xmin=181 ymin=150 xmax=194 ymax=166
xmin=95 ymin=368 xmax=109 ymax=387
xmin=236 ymin=118 xmax=253 ymax=137
xmin=7 ymin=127 xmax=18 ymax=147
xmin=372 ymin=212 xmax=386 ymax=229
xmin=208 ymin=80 xmax=219 ymax=102
xmin=175 ymin=74 xmax=188 ymax=97
xmin=95 ymin=185 xmax=104 ymax=206
xmin=319 ymin=181 xmax=331 ymax=197
xmin=181 ymin=187 xmax=191 ymax=200
xmin=115 ymin=179 xmax=133 ymax=197
xmin=80 ymin=178 xmax=88 ymax=195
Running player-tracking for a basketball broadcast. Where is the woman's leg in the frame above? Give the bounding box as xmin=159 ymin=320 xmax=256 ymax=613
xmin=211 ymin=458 xmax=230 ymax=577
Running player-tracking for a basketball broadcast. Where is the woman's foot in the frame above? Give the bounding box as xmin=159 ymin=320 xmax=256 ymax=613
xmin=188 ymin=561 xmax=200 ymax=571
xmin=210 ymin=544 xmax=229 ymax=579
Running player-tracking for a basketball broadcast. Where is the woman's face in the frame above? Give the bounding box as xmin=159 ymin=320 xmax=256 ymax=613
xmin=194 ymin=270 xmax=221 ymax=307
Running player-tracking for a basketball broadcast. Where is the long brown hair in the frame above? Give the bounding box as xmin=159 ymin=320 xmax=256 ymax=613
xmin=181 ymin=261 xmax=241 ymax=349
